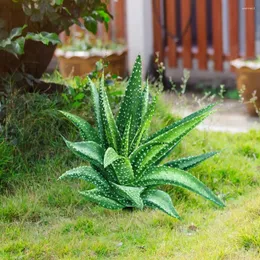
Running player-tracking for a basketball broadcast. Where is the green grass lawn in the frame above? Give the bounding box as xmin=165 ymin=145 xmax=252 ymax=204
xmin=2 ymin=185 xmax=260 ymax=259
xmin=1 ymin=93 xmax=260 ymax=259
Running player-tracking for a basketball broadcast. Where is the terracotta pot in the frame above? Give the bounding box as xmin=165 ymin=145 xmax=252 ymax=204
xmin=231 ymin=59 xmax=260 ymax=116
xmin=56 ymin=49 xmax=127 ymax=78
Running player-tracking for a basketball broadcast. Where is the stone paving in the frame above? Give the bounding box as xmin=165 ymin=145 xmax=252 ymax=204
xmin=164 ymin=93 xmax=260 ymax=133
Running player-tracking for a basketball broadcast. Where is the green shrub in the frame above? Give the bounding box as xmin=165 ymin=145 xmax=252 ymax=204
xmin=3 ymin=93 xmax=81 ymax=161
xmin=58 ymin=56 xmax=224 ymax=218
xmin=0 ymin=139 xmax=14 ymax=187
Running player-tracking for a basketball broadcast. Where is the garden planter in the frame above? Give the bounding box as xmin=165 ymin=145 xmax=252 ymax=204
xmin=0 ymin=0 xmax=59 ymax=78
xmin=55 ymin=48 xmax=127 ymax=77
xmin=231 ymin=58 xmax=260 ymax=116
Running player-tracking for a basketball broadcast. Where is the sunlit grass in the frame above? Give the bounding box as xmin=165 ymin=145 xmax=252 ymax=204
xmin=1 ymin=91 xmax=260 ymax=259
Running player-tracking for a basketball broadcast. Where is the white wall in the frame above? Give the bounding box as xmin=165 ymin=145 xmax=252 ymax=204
xmin=126 ymin=0 xmax=154 ymax=76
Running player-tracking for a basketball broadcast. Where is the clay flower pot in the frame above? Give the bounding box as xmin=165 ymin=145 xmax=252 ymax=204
xmin=55 ymin=47 xmax=127 ymax=78
xmin=231 ymin=58 xmax=260 ymax=116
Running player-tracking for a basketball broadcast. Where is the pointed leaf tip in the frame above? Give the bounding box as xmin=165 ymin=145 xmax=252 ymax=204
xmin=142 ymin=189 xmax=181 ymax=219
xmin=59 ymin=110 xmax=100 ymax=142
xmin=63 ymin=139 xmax=104 ymax=166
xmin=99 ymin=75 xmax=121 ymax=150
xmin=139 ymin=166 xmax=225 ymax=208
xmin=104 ymin=147 xmax=122 ymax=168
xmin=59 ymin=166 xmax=110 ymax=190
xmin=165 ymin=151 xmax=219 ymax=170
xmin=116 ymin=55 xmax=143 ymax=142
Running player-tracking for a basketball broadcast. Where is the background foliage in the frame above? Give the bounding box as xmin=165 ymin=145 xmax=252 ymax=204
xmin=0 ymin=0 xmax=111 ymax=57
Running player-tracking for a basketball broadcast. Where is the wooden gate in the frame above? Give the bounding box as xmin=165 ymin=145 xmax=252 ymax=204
xmin=152 ymin=0 xmax=256 ymax=71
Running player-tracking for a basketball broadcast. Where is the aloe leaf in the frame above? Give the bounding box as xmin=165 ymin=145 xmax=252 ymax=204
xmin=99 ymin=74 xmax=121 ymax=151
xmin=150 ymin=109 xmax=213 ymax=144
xmin=130 ymin=96 xmax=157 ymax=152
xmin=150 ymin=111 xmax=215 ymax=166
xmin=130 ymin=141 xmax=167 ymax=176
xmin=142 ymin=189 xmax=180 ymax=219
xmin=59 ymin=166 xmax=110 ymax=191
xmin=135 ymin=105 xmax=217 ymax=171
xmin=140 ymin=81 xmax=149 ymax=120
xmin=88 ymin=77 xmax=106 ymax=146
xmin=103 ymin=147 xmax=134 ymax=184
xmin=138 ymin=166 xmax=225 ymax=207
xmin=102 ymin=166 xmax=119 ymax=183
xmin=110 ymin=182 xmax=145 ymax=209
xmin=104 ymin=147 xmax=122 ymax=168
xmin=59 ymin=111 xmax=100 ymax=143
xmin=63 ymin=139 xmax=104 ymax=166
xmin=112 ymin=157 xmax=134 ymax=185
xmin=116 ymin=55 xmax=143 ymax=141
xmin=145 ymin=103 xmax=216 ymax=143
xmin=165 ymin=151 xmax=218 ymax=170
xmin=120 ymin=116 xmax=132 ymax=157
xmin=79 ymin=189 xmax=125 ymax=209
xmin=130 ymin=110 xmax=212 ymax=177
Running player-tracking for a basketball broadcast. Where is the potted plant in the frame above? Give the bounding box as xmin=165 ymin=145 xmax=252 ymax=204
xmin=231 ymin=57 xmax=260 ymax=116
xmin=0 ymin=0 xmax=111 ymax=79
xmin=55 ymin=34 xmax=127 ymax=77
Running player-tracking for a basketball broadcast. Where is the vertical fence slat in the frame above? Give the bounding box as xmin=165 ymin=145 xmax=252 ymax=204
xmin=165 ymin=0 xmax=177 ymax=67
xmin=115 ymin=0 xmax=126 ymax=41
xmin=229 ymin=0 xmax=239 ymax=60
xmin=152 ymin=0 xmax=164 ymax=61
xmin=196 ymin=0 xmax=207 ymax=70
xmin=245 ymin=0 xmax=255 ymax=58
xmin=212 ymin=0 xmax=223 ymax=71
xmin=181 ymin=0 xmax=192 ymax=68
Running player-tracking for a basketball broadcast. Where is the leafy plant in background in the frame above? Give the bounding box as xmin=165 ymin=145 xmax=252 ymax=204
xmin=15 ymin=0 xmax=111 ymax=33
xmin=61 ymin=76 xmax=89 ymax=109
xmin=0 ymin=24 xmax=60 ymax=57
xmin=40 ymin=61 xmax=122 ymax=110
xmin=0 ymin=0 xmax=111 ymax=58
xmin=58 ymin=55 xmax=224 ymax=218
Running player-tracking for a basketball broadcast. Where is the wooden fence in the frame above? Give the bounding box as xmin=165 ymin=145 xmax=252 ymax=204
xmin=152 ymin=0 xmax=256 ymax=71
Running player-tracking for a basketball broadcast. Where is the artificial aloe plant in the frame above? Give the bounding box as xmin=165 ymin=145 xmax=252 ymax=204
xmin=59 ymin=55 xmax=224 ymax=219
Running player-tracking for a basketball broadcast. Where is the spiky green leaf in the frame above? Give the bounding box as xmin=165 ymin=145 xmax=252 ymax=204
xmin=165 ymin=151 xmax=218 ymax=170
xmin=145 ymin=103 xmax=216 ymax=143
xmin=149 ymin=108 xmax=213 ymax=145
xmin=88 ymin=76 xmax=106 ymax=146
xmin=112 ymin=157 xmax=134 ymax=185
xmin=59 ymin=111 xmax=100 ymax=143
xmin=130 ymin=96 xmax=157 ymax=152
xmin=59 ymin=166 xmax=110 ymax=191
xmin=130 ymin=108 xmax=213 ymax=177
xmin=116 ymin=55 xmax=143 ymax=141
xmin=142 ymin=189 xmax=180 ymax=219
xmin=119 ymin=116 xmax=132 ymax=156
xmin=138 ymin=166 xmax=225 ymax=207
xmin=79 ymin=189 xmax=125 ymax=209
xmin=63 ymin=139 xmax=104 ymax=166
xmin=140 ymin=81 xmax=150 ymax=120
xmin=99 ymin=74 xmax=121 ymax=151
xmin=104 ymin=147 xmax=122 ymax=168
xmin=110 ymin=183 xmax=145 ymax=209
